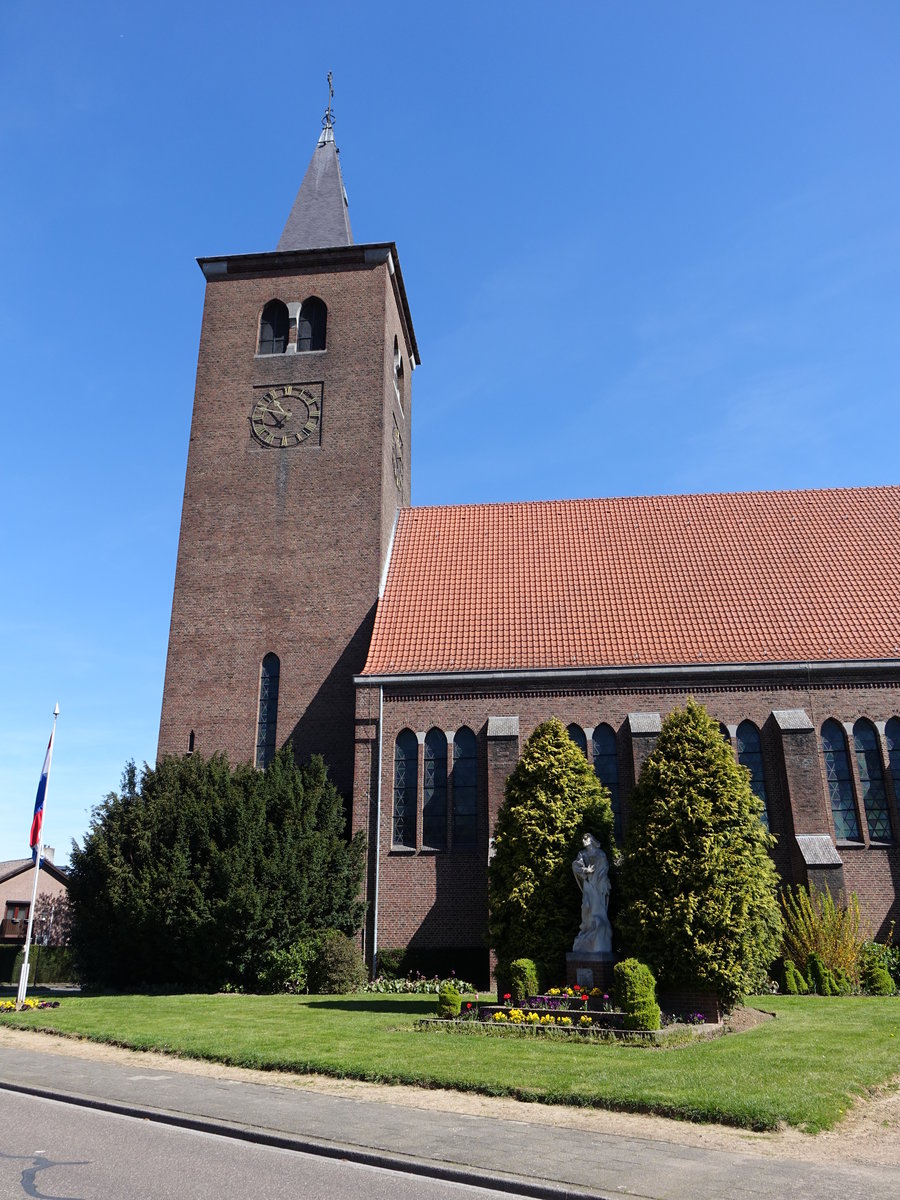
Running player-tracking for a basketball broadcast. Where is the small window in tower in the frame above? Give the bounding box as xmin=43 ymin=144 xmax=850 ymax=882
xmin=188 ymin=730 xmax=195 ymax=754
xmin=297 ymin=297 xmax=327 ymax=352
xmin=258 ymin=300 xmax=289 ymax=355
xmin=393 ymin=336 xmax=404 ymax=399
xmin=256 ymin=653 xmax=280 ymax=769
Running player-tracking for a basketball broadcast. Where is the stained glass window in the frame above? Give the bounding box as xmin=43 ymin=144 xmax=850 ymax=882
xmin=736 ymin=721 xmax=770 ymax=828
xmin=853 ymin=719 xmax=893 ymax=842
xmin=592 ymin=723 xmax=621 ymax=842
xmin=567 ymin=723 xmax=587 ymax=756
xmin=297 ymin=297 xmax=327 ymax=351
xmin=255 ymin=653 xmax=280 ymax=769
xmin=821 ymin=720 xmax=861 ymax=841
xmin=423 ymin=728 xmax=448 ymax=849
xmin=258 ymin=300 xmax=288 ymax=355
xmin=452 ymin=727 xmax=478 ymax=847
xmin=393 ymin=730 xmax=418 ymax=848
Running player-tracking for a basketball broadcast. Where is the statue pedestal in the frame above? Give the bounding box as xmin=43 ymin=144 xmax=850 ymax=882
xmin=566 ymin=951 xmax=617 ymax=992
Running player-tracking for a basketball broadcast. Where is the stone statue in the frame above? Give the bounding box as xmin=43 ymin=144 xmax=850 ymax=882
xmin=572 ymin=832 xmax=612 ymax=954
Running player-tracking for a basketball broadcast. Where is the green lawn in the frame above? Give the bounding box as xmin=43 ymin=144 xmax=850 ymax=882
xmin=4 ymin=993 xmax=899 ymax=1132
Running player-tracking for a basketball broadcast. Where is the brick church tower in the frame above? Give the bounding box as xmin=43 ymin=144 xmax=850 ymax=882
xmin=158 ymin=105 xmax=419 ymax=797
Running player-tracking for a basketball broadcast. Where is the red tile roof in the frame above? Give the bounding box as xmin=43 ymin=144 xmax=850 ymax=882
xmin=361 ymin=487 xmax=900 ymax=676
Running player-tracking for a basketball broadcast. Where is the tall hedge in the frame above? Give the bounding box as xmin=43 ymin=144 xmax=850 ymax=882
xmin=618 ymin=701 xmax=781 ymax=1010
xmin=67 ymin=748 xmax=365 ymax=990
xmin=488 ymin=718 xmax=615 ymax=985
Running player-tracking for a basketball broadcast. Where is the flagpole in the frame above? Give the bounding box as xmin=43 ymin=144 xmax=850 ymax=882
xmin=17 ymin=704 xmax=59 ymax=1009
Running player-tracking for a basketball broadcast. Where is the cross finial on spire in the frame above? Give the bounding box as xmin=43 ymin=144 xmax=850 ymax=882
xmin=323 ymin=71 xmax=335 ymax=130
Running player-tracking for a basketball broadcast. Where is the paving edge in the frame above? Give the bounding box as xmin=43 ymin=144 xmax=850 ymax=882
xmin=0 ymin=1079 xmax=621 ymax=1200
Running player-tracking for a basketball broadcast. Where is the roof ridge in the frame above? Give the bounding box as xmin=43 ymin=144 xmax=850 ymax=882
xmin=400 ymin=484 xmax=900 ymax=517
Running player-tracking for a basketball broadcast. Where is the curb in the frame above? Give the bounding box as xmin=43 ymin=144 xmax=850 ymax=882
xmin=0 ymin=1078 xmax=615 ymax=1200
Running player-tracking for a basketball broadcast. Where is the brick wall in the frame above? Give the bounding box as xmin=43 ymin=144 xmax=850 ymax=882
xmin=354 ymin=669 xmax=900 ymax=963
xmin=158 ymin=247 xmax=413 ymax=800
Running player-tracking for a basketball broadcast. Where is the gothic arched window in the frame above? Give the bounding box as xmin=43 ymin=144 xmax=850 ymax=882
xmin=255 ymin=653 xmax=280 ymax=769
xmin=736 ymin=721 xmax=770 ymax=828
xmin=567 ymin=724 xmax=587 ymax=756
xmin=853 ymin=719 xmax=893 ymax=842
xmin=821 ymin=720 xmax=861 ymax=841
xmin=258 ymin=300 xmax=288 ymax=355
xmin=423 ymin=728 xmax=448 ymax=849
xmin=297 ymin=296 xmax=327 ymax=351
xmin=591 ymin=723 xmax=621 ymax=840
xmin=393 ymin=729 xmax=418 ymax=848
xmin=886 ymin=718 xmax=900 ymax=813
xmin=452 ymin=726 xmax=478 ymax=847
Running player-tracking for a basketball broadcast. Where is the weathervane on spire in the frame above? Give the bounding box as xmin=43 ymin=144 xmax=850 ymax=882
xmin=323 ymin=71 xmax=335 ymax=130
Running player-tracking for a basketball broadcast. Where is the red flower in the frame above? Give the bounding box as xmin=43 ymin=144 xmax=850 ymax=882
xmin=466 ymin=1002 xmax=472 ymax=1009
xmin=503 ymin=993 xmax=512 ymax=1001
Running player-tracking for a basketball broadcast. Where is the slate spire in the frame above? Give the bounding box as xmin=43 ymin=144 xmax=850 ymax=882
xmin=277 ymin=78 xmax=353 ymax=251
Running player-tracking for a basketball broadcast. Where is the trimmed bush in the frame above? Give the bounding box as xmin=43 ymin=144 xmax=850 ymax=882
xmin=437 ymin=984 xmax=461 ymax=1018
xmin=508 ymin=958 xmax=539 ymax=1004
xmin=12 ymin=946 xmax=76 ymax=985
xmin=613 ymin=958 xmax=661 ymax=1031
xmin=306 ymin=931 xmax=367 ymax=994
xmin=0 ymin=944 xmax=21 ymax=983
xmin=862 ymin=960 xmax=895 ymax=996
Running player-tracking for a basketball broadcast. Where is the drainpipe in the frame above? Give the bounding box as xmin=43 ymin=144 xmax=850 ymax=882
xmin=372 ymin=684 xmax=384 ymax=977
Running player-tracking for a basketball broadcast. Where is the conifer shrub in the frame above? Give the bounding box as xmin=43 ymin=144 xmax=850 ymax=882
xmin=67 ymin=749 xmax=366 ymax=991
xmin=618 ymin=701 xmax=782 ymax=1011
xmin=488 ymin=718 xmax=615 ymax=984
xmin=613 ymin=958 xmax=661 ymax=1031
xmin=781 ymin=959 xmax=809 ymax=995
xmin=437 ymin=983 xmax=462 ymax=1018
xmin=306 ymin=930 xmax=367 ymax=994
xmin=806 ymin=951 xmax=839 ymax=995
xmin=508 ymin=958 xmax=539 ymax=1004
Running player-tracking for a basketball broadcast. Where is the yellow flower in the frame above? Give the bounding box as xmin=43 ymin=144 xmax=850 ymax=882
xmin=579 ymin=1015 xmax=592 ymax=1026
xmin=547 ymin=987 xmax=561 ymax=996
xmin=559 ymin=1016 xmax=572 ymax=1026
xmin=493 ymin=1011 xmax=508 ymax=1022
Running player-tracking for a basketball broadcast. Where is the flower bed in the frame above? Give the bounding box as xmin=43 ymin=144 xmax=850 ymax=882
xmin=0 ymin=999 xmax=60 ymax=1013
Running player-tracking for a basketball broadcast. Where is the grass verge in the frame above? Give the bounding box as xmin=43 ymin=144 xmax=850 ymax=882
xmin=3 ymin=993 xmax=899 ymax=1131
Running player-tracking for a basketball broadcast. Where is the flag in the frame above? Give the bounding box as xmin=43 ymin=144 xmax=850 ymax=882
xmin=30 ymin=728 xmax=55 ymax=864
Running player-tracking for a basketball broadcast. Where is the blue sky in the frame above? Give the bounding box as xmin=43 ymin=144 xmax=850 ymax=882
xmin=2 ymin=2 xmax=898 ymax=865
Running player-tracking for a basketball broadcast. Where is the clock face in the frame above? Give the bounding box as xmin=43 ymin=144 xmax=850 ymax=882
xmin=250 ymin=384 xmax=322 ymax=447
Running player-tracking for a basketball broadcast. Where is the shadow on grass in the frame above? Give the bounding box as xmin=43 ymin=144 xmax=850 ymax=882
xmin=308 ymin=997 xmax=437 ymax=1014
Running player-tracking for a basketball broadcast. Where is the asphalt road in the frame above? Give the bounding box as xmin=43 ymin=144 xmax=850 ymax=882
xmin=0 ymin=1090 xmax=540 ymax=1200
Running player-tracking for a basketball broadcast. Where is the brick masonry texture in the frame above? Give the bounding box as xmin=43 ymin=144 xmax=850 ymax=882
xmin=159 ymin=213 xmax=900 ymax=982
xmin=353 ymin=671 xmax=900 ymax=969
xmin=158 ymin=250 xmax=412 ymax=799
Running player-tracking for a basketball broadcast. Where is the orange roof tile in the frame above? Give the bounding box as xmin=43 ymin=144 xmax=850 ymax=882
xmin=361 ymin=487 xmax=900 ymax=676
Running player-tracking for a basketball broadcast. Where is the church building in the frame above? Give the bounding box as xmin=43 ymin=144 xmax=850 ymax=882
xmin=159 ymin=109 xmax=900 ymax=985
